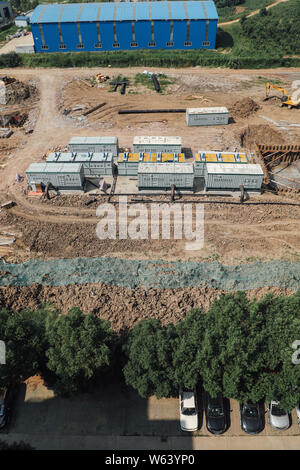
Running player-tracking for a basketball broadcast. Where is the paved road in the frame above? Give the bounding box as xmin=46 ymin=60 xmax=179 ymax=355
xmin=0 ymin=377 xmax=299 ymax=450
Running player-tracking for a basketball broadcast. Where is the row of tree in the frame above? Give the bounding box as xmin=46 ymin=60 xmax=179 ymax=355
xmin=0 ymin=291 xmax=299 ymax=410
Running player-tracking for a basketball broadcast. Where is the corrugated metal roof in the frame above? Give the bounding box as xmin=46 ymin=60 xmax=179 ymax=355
xmin=26 ymin=162 xmax=83 ymax=173
xmin=206 ymin=163 xmax=264 ymax=175
xmin=133 ymin=136 xmax=181 ymax=145
xmin=47 ymin=152 xmax=113 ymax=162
xmin=138 ymin=162 xmax=193 ymax=174
xmin=187 ymin=107 xmax=228 ymax=115
xmin=31 ymin=1 xmax=218 ymax=24
xmin=69 ymin=136 xmax=118 ymax=144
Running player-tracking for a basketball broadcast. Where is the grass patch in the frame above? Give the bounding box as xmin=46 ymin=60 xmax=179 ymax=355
xmin=134 ymin=73 xmax=175 ymax=93
xmin=218 ymin=0 xmax=274 ymax=23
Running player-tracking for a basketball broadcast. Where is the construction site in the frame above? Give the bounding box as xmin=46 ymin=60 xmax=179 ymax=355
xmin=0 ymin=65 xmax=299 ymax=328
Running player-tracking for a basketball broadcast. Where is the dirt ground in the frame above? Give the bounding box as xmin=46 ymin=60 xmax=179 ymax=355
xmin=0 ymin=283 xmax=295 ymax=332
xmin=0 ymin=66 xmax=299 ymax=327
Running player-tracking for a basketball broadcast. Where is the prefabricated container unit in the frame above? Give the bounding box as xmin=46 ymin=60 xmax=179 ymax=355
xmin=68 ymin=136 xmax=118 ymax=155
xmin=138 ymin=162 xmax=194 ymax=190
xmin=46 ymin=151 xmax=114 ymax=177
xmin=186 ymin=107 xmax=229 ymax=126
xmin=15 ymin=44 xmax=35 ymax=54
xmin=30 ymin=1 xmax=218 ymax=53
xmin=118 ymin=152 xmax=185 ymax=176
xmin=133 ymin=136 xmax=182 ymax=154
xmin=204 ymin=163 xmax=264 ymax=191
xmin=26 ymin=162 xmax=84 ymax=191
xmin=15 ymin=15 xmax=30 ymax=27
xmin=194 ymin=151 xmax=248 ymax=176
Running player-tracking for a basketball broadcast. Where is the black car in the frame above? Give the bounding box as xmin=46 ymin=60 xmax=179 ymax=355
xmin=240 ymin=403 xmax=264 ymax=434
xmin=0 ymin=384 xmax=16 ymax=430
xmin=204 ymin=392 xmax=227 ymax=435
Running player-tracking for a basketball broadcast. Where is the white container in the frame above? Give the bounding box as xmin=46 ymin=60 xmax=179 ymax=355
xmin=69 ymin=136 xmax=118 ymax=155
xmin=186 ymin=107 xmax=229 ymax=126
xmin=26 ymin=162 xmax=84 ymax=191
xmin=138 ymin=162 xmax=194 ymax=190
xmin=205 ymin=163 xmax=264 ymax=190
xmin=133 ymin=136 xmax=182 ymax=154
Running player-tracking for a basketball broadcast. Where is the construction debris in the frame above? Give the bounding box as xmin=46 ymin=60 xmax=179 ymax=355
xmin=230 ymin=98 xmax=260 ymax=119
xmin=0 ymin=128 xmax=13 ymax=138
xmin=88 ymin=73 xmax=110 ymax=86
xmin=1 ymin=201 xmax=16 ymax=210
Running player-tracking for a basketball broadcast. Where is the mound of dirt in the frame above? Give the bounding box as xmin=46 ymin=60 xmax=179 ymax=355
xmin=230 ymin=98 xmax=260 ymax=119
xmin=4 ymin=80 xmax=30 ymax=105
xmin=240 ymin=124 xmax=286 ymax=149
xmin=0 ymin=284 xmax=295 ymax=332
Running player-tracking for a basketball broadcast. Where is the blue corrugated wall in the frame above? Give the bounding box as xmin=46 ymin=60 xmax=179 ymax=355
xmin=32 ymin=19 xmax=218 ymax=53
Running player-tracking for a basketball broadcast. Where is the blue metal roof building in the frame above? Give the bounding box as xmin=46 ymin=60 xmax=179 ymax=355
xmin=30 ymin=1 xmax=218 ymax=53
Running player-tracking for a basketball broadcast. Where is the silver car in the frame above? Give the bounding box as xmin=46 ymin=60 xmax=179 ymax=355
xmin=267 ymin=400 xmax=289 ymax=430
xmin=179 ymin=388 xmax=198 ymax=432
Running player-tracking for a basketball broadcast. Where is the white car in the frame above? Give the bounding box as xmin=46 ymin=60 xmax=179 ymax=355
xmin=179 ymin=388 xmax=198 ymax=432
xmin=296 ymin=404 xmax=300 ymax=426
xmin=267 ymin=400 xmax=289 ymax=430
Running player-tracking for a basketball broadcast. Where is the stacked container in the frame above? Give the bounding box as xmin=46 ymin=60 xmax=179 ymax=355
xmin=138 ymin=162 xmax=194 ymax=190
xmin=46 ymin=152 xmax=114 ymax=177
xmin=133 ymin=136 xmax=182 ymax=154
xmin=26 ymin=162 xmax=85 ymax=191
xmin=69 ymin=136 xmax=118 ymax=156
xmin=194 ymin=151 xmax=248 ymax=176
xmin=204 ymin=163 xmax=264 ymax=190
xmin=118 ymin=152 xmax=185 ymax=176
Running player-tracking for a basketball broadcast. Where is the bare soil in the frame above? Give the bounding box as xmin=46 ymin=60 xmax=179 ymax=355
xmin=0 ymin=283 xmax=295 ymax=332
xmin=0 ymin=67 xmax=298 ymax=322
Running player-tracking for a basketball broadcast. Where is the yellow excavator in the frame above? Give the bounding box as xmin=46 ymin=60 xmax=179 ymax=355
xmin=265 ymin=82 xmax=300 ymax=108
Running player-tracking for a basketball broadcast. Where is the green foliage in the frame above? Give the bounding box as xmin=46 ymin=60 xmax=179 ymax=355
xmin=0 ymin=52 xmax=22 ymax=68
xmin=123 ymin=319 xmax=177 ymax=399
xmin=0 ymin=307 xmax=48 ymax=388
xmin=45 ymin=308 xmax=117 ymax=396
xmin=173 ymin=309 xmax=205 ymax=390
xmin=240 ymin=1 xmax=300 ymax=55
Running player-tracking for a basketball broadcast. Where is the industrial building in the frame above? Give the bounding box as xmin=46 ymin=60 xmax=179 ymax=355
xmin=186 ymin=107 xmax=229 ymax=126
xmin=46 ymin=152 xmax=114 ymax=177
xmin=118 ymin=152 xmax=185 ymax=176
xmin=194 ymin=151 xmax=248 ymax=176
xmin=69 ymin=136 xmax=118 ymax=155
xmin=204 ymin=164 xmax=264 ymax=191
xmin=138 ymin=162 xmax=194 ymax=190
xmin=133 ymin=136 xmax=182 ymax=154
xmin=30 ymin=1 xmax=218 ymax=53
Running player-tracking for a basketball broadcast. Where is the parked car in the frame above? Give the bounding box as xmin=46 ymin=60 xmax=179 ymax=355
xmin=240 ymin=402 xmax=264 ymax=434
xmin=0 ymin=384 xmax=16 ymax=430
xmin=296 ymin=404 xmax=300 ymax=426
xmin=267 ymin=400 xmax=290 ymax=430
xmin=179 ymin=388 xmax=198 ymax=432
xmin=204 ymin=392 xmax=227 ymax=435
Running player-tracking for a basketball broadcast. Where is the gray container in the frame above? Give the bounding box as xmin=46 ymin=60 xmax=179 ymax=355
xmin=26 ymin=162 xmax=84 ymax=191
xmin=46 ymin=152 xmax=113 ymax=177
xmin=133 ymin=136 xmax=182 ymax=154
xmin=205 ymin=163 xmax=264 ymax=190
xmin=69 ymin=136 xmax=118 ymax=156
xmin=186 ymin=107 xmax=229 ymax=127
xmin=138 ymin=163 xmax=194 ymax=190
xmin=15 ymin=44 xmax=35 ymax=54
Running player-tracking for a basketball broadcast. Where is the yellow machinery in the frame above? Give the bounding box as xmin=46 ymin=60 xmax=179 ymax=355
xmin=265 ymin=82 xmax=300 ymax=108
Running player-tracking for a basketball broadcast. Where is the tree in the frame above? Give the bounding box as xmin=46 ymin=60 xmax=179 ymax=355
xmin=45 ymin=308 xmax=117 ymax=396
xmin=123 ymin=319 xmax=177 ymax=398
xmin=0 ymin=307 xmax=48 ymax=388
xmin=173 ymin=309 xmax=206 ymax=390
